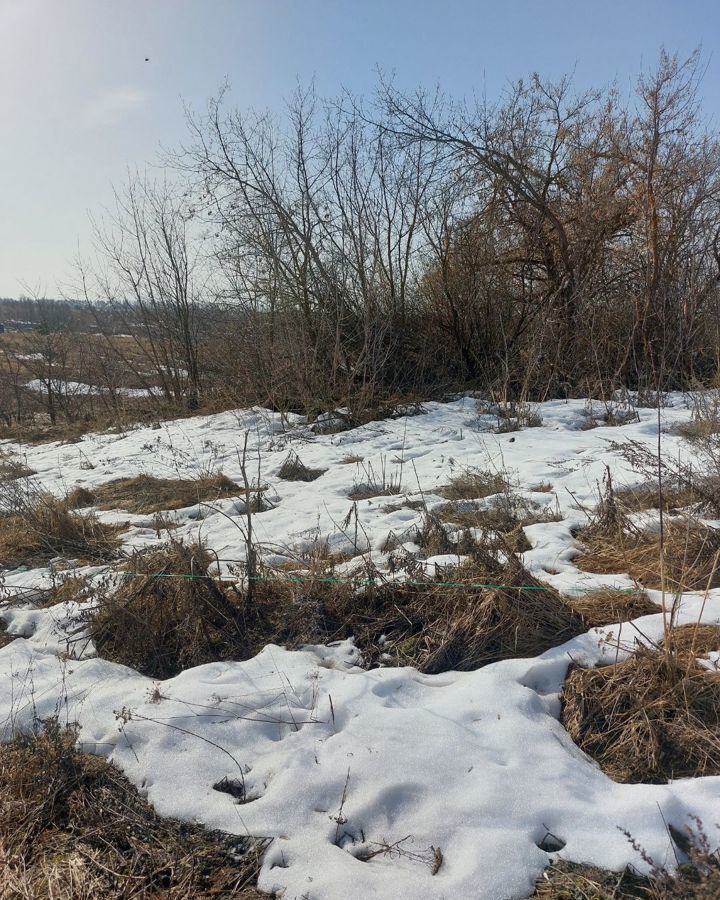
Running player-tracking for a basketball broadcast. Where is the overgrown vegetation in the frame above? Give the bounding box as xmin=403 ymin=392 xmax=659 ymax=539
xmin=3 ymin=52 xmax=719 ymax=439
xmin=0 ymin=720 xmax=265 ymax=899
xmin=88 ymin=536 xmax=588 ymax=677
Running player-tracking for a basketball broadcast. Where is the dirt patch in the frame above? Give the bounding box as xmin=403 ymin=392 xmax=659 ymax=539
xmin=68 ymin=473 xmax=240 ymax=514
xmin=561 ymin=633 xmax=720 ymax=783
xmin=0 ymin=721 xmax=265 ymax=899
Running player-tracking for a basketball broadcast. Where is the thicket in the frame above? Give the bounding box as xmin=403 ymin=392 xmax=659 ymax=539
xmin=2 ymin=50 xmax=719 ymax=433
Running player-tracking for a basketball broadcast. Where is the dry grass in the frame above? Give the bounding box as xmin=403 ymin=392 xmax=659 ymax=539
xmin=533 ymin=860 xmax=648 ymax=898
xmin=437 ymin=468 xmax=510 ymax=501
xmin=0 ymin=721 xmax=265 ymax=899
xmin=565 ymin=588 xmax=658 ymax=628
xmin=258 ymin=548 xmax=585 ymax=674
xmin=562 ymin=632 xmax=720 ymax=783
xmin=661 ymin=623 xmax=720 ymax=657
xmin=436 ymin=493 xmax=561 ymax=536
xmin=0 ymin=449 xmax=35 ymax=482
xmin=0 ymin=495 xmax=120 ymax=568
xmin=89 ymin=537 xmax=585 ymax=677
xmin=616 ymin=481 xmax=705 ymax=513
xmin=534 ymin=851 xmax=720 ymax=899
xmin=68 ymin=473 xmax=240 ymax=514
xmin=277 ymin=451 xmax=325 ymax=482
xmin=349 ymin=458 xmax=402 ymax=500
xmin=339 ymin=453 xmax=364 ymax=464
xmin=90 ymin=542 xmax=249 ymax=679
xmin=575 ymin=520 xmax=720 ymax=592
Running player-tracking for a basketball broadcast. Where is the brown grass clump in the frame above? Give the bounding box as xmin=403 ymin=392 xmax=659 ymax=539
xmin=561 ymin=640 xmax=720 ymax=783
xmin=533 ymin=860 xmax=648 ymax=898
xmin=0 ymin=449 xmax=35 ymax=482
xmin=437 ymin=468 xmax=509 ymax=501
xmin=436 ymin=493 xmax=560 ymax=536
xmin=261 ymin=548 xmax=586 ymax=673
xmin=69 ymin=473 xmax=240 ymax=514
xmin=407 ymin=558 xmax=585 ymax=674
xmin=90 ymin=535 xmax=584 ymax=677
xmin=0 ymin=721 xmax=265 ymax=899
xmin=534 ymin=850 xmax=720 ymax=899
xmin=0 ymin=496 xmax=120 ymax=567
xmin=616 ymin=481 xmax=704 ymax=513
xmin=91 ymin=543 xmax=249 ymax=679
xmin=661 ymin=623 xmax=720 ymax=658
xmin=565 ymin=589 xmax=658 ymax=628
xmin=576 ymin=520 xmax=720 ymax=592
xmin=65 ymin=485 xmax=96 ymax=508
xmin=278 ymin=451 xmax=326 ymax=482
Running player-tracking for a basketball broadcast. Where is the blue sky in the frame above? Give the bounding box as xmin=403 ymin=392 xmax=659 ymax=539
xmin=1 ymin=0 xmax=718 ymax=296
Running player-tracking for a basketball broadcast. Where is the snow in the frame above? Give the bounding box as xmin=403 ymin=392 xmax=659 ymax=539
xmin=2 ymin=393 xmax=720 ymax=899
xmin=24 ymin=378 xmax=159 ymax=399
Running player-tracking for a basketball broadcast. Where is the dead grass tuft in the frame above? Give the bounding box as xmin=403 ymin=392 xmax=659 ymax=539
xmin=277 ymin=451 xmax=326 ymax=482
xmin=0 ymin=720 xmax=265 ymax=899
xmin=616 ymin=480 xmax=704 ymax=513
xmin=90 ymin=542 xmax=249 ymax=679
xmin=561 ymin=641 xmax=720 ymax=783
xmin=565 ymin=588 xmax=658 ymax=628
xmin=576 ymin=519 xmax=720 ymax=592
xmin=437 ymin=468 xmax=509 ymax=501
xmin=661 ymin=623 xmax=720 ymax=658
xmin=436 ymin=492 xmax=560 ymax=537
xmin=0 ymin=449 xmax=35 ymax=482
xmin=0 ymin=493 xmax=120 ymax=568
xmin=71 ymin=473 xmax=240 ymax=514
xmin=534 ymin=849 xmax=720 ymax=899
xmin=533 ymin=860 xmax=648 ymax=898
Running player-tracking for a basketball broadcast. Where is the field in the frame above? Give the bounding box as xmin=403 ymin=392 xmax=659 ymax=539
xmin=1 ymin=393 xmax=720 ymax=898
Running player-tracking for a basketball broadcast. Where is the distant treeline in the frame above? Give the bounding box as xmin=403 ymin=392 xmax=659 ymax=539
xmin=3 ymin=51 xmax=720 ymax=432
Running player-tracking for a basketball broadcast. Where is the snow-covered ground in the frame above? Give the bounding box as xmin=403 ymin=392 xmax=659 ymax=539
xmin=2 ymin=394 xmax=720 ymax=899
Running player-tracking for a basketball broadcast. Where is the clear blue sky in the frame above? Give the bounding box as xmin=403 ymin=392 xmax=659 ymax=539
xmin=1 ymin=0 xmax=718 ymax=297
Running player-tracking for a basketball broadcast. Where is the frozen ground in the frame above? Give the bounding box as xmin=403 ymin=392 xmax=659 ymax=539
xmin=2 ymin=394 xmax=720 ymax=899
